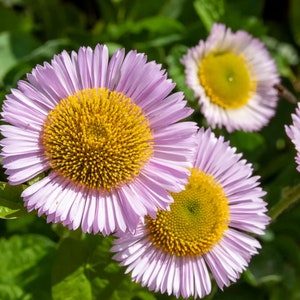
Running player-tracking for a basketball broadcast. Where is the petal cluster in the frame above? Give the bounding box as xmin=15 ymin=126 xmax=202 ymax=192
xmin=181 ymin=23 xmax=280 ymax=132
xmin=286 ymin=103 xmax=300 ymax=171
xmin=0 ymin=44 xmax=197 ymax=235
xmin=111 ymin=128 xmax=270 ymax=299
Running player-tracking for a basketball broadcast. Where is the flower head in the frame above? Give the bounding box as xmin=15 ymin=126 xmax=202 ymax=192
xmin=286 ymin=103 xmax=300 ymax=171
xmin=111 ymin=128 xmax=270 ymax=299
xmin=181 ymin=23 xmax=280 ymax=132
xmin=0 ymin=44 xmax=197 ymax=235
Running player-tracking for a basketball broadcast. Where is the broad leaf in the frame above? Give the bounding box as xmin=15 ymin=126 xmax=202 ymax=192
xmin=193 ymin=0 xmax=224 ymax=31
xmin=0 ymin=234 xmax=56 ymax=300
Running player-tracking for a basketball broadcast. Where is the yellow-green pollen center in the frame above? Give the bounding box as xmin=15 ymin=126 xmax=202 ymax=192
xmin=198 ymin=51 xmax=257 ymax=108
xmin=146 ymin=168 xmax=229 ymax=257
xmin=42 ymin=88 xmax=153 ymax=191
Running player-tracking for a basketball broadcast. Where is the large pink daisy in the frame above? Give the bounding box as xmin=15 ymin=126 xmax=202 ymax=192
xmin=0 ymin=44 xmax=197 ymax=235
xmin=112 ymin=128 xmax=270 ymax=298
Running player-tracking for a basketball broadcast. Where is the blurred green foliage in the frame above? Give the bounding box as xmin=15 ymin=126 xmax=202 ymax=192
xmin=1 ymin=0 xmax=300 ymax=299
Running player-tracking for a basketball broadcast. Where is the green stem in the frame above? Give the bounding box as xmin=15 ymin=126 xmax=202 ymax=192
xmin=269 ymin=183 xmax=300 ymax=221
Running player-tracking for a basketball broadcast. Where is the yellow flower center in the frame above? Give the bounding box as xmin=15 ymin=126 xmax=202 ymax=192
xmin=198 ymin=51 xmax=257 ymax=108
xmin=146 ymin=168 xmax=229 ymax=257
xmin=42 ymin=88 xmax=153 ymax=191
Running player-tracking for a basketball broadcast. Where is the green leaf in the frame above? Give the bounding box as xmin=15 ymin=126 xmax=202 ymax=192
xmin=0 ymin=198 xmax=28 ymax=219
xmin=0 ymin=32 xmax=21 ymax=83
xmin=52 ymin=267 xmax=92 ymax=300
xmin=52 ymin=235 xmax=156 ymax=300
xmin=51 ymin=237 xmax=93 ymax=300
xmin=106 ymin=16 xmax=184 ymax=45
xmin=0 ymin=234 xmax=56 ymax=300
xmin=193 ymin=0 xmax=224 ymax=31
xmin=159 ymin=0 xmax=187 ymax=19
xmin=0 ymin=182 xmax=24 ymax=202
xmin=228 ymin=131 xmax=266 ymax=154
xmin=87 ymin=235 xmax=156 ymax=300
xmin=131 ymin=16 xmax=184 ymax=35
xmin=263 ymin=36 xmax=299 ymax=79
xmin=0 ymin=31 xmax=39 ymax=85
xmin=23 ymin=0 xmax=85 ymax=40
xmin=166 ymin=44 xmax=197 ymax=106
xmin=0 ymin=182 xmax=28 ymax=219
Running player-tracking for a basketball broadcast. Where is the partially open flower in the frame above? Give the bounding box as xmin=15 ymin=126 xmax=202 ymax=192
xmin=181 ymin=23 xmax=280 ymax=132
xmin=286 ymin=103 xmax=300 ymax=172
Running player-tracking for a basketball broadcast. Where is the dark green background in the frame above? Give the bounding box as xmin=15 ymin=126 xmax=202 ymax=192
xmin=1 ymin=0 xmax=300 ymax=299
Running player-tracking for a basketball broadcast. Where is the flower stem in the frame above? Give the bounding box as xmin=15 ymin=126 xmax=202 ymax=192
xmin=269 ymin=183 xmax=300 ymax=221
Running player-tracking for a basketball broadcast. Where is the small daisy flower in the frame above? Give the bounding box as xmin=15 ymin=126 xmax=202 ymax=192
xmin=285 ymin=103 xmax=300 ymax=171
xmin=111 ymin=128 xmax=270 ymax=299
xmin=181 ymin=23 xmax=280 ymax=132
xmin=0 ymin=44 xmax=197 ymax=235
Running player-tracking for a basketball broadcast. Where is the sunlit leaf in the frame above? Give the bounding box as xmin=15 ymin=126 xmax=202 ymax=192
xmin=0 ymin=182 xmax=27 ymax=219
xmin=52 ymin=267 xmax=92 ymax=300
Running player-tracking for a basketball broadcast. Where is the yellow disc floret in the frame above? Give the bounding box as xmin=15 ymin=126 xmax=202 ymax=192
xmin=42 ymin=88 xmax=153 ymax=191
xmin=146 ymin=168 xmax=229 ymax=257
xmin=198 ymin=51 xmax=257 ymax=108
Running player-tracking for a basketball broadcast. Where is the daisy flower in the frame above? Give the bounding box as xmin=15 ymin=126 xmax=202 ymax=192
xmin=285 ymin=103 xmax=300 ymax=171
xmin=0 ymin=44 xmax=197 ymax=235
xmin=111 ymin=128 xmax=270 ymax=299
xmin=181 ymin=23 xmax=280 ymax=132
